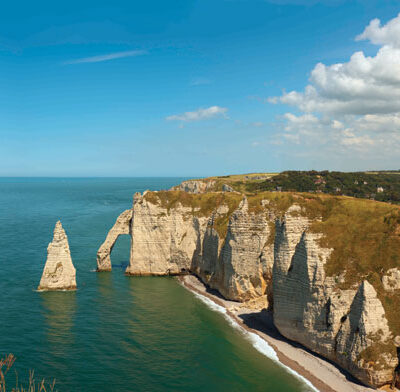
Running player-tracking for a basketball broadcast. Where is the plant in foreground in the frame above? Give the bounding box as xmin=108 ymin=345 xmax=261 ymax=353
xmin=0 ymin=354 xmax=57 ymax=392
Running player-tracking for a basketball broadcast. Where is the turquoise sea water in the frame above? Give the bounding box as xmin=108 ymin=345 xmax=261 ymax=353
xmin=0 ymin=178 xmax=311 ymax=392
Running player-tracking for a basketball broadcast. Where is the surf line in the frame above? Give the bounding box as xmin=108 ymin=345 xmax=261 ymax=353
xmin=183 ymin=282 xmax=319 ymax=392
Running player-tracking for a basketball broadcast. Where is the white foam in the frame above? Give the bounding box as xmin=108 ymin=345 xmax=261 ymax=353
xmin=192 ymin=290 xmax=319 ymax=392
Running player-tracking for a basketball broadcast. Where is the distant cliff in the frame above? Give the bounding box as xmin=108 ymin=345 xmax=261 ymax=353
xmin=97 ymin=184 xmax=400 ymax=389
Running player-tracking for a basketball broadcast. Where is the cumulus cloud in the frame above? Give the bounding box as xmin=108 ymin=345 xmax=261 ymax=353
xmin=166 ymin=106 xmax=228 ymax=122
xmin=356 ymin=13 xmax=400 ymax=48
xmin=64 ymin=50 xmax=147 ymax=64
xmin=275 ymin=46 xmax=400 ymax=116
xmin=268 ymin=13 xmax=400 ymax=160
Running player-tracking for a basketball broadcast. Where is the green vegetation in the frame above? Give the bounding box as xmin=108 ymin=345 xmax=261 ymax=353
xmin=245 ymin=170 xmax=400 ymax=204
xmin=198 ymin=170 xmax=400 ymax=204
xmin=189 ymin=173 xmax=277 ymax=193
xmin=145 ymin=188 xmax=400 ymax=337
xmin=358 ymin=339 xmax=397 ymax=371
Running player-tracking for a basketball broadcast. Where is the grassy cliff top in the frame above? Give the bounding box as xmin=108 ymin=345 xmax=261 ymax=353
xmin=144 ymin=189 xmax=400 ymax=336
xmin=188 ymin=170 xmax=400 ymax=204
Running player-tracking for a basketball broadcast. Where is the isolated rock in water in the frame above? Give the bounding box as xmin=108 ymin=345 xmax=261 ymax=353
xmin=38 ymin=221 xmax=76 ymax=291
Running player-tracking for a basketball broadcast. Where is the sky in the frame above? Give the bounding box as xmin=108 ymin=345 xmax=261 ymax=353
xmin=1 ymin=0 xmax=400 ymax=176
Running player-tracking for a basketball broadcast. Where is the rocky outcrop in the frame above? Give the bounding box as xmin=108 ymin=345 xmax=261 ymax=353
xmin=335 ymin=281 xmax=397 ymax=386
xmin=173 ymin=180 xmax=216 ymax=193
xmin=96 ymin=192 xmax=272 ymax=303
xmin=125 ymin=194 xmax=208 ymax=275
xmin=38 ymin=221 xmax=76 ymax=291
xmin=222 ymin=184 xmax=234 ymax=192
xmin=272 ymin=206 xmax=398 ymax=387
xmin=97 ymin=209 xmax=133 ymax=271
xmin=205 ymin=197 xmax=273 ymax=301
xmin=98 ymin=190 xmax=400 ymax=388
xmin=124 ymin=193 xmax=274 ymax=303
xmin=382 ymin=268 xmax=400 ymax=292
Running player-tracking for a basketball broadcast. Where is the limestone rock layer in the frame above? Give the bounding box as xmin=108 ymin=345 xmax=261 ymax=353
xmin=38 ymin=221 xmax=76 ymax=291
xmin=97 ymin=190 xmax=400 ymax=388
xmin=97 ymin=209 xmax=132 ymax=271
xmin=272 ymin=207 xmax=397 ymax=387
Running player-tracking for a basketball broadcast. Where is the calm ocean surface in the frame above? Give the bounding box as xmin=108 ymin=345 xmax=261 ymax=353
xmin=0 ymin=178 xmax=311 ymax=392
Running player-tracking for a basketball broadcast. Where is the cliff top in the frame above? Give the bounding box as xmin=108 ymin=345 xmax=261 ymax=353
xmin=183 ymin=170 xmax=400 ymax=204
xmin=143 ymin=189 xmax=400 ymax=337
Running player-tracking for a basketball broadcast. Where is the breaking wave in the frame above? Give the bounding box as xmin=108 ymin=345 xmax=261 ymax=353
xmin=192 ymin=290 xmax=319 ymax=392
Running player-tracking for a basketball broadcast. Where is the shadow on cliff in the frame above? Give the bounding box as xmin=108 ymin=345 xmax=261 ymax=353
xmin=238 ymin=310 xmax=371 ymax=389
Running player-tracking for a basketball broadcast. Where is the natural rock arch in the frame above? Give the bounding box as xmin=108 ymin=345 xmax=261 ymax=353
xmin=96 ymin=209 xmax=133 ymax=271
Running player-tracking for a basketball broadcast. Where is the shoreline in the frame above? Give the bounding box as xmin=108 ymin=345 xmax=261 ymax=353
xmin=178 ymin=275 xmax=378 ymax=392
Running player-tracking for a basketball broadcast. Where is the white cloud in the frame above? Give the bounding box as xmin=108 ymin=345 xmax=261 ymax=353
xmin=267 ymin=13 xmax=400 ymax=161
xmin=340 ymin=131 xmax=374 ymax=148
xmin=64 ymin=50 xmax=147 ymax=65
xmin=166 ymin=106 xmax=228 ymax=122
xmin=276 ymin=46 xmax=400 ymax=116
xmin=356 ymin=13 xmax=400 ymax=48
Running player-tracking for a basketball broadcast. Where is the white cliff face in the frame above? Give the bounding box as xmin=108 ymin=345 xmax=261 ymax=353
xmin=335 ymin=281 xmax=397 ymax=387
xmin=98 ymin=191 xmax=399 ymax=388
xmin=125 ymin=193 xmax=208 ymax=275
xmin=97 ymin=209 xmax=133 ymax=271
xmin=272 ymin=207 xmax=398 ymax=387
xmin=38 ymin=221 xmax=76 ymax=291
xmin=124 ymin=194 xmax=273 ymax=303
xmin=208 ymin=197 xmax=273 ymax=302
xmin=173 ymin=180 xmax=216 ymax=193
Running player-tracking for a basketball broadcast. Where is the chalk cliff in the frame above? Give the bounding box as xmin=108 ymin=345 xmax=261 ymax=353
xmin=272 ymin=207 xmax=398 ymax=387
xmin=38 ymin=221 xmax=76 ymax=291
xmin=173 ymin=179 xmax=216 ymax=193
xmin=97 ymin=209 xmax=133 ymax=271
xmin=98 ymin=189 xmax=400 ymax=388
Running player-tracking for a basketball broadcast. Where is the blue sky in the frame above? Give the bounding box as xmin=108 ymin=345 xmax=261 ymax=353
xmin=1 ymin=0 xmax=400 ymax=176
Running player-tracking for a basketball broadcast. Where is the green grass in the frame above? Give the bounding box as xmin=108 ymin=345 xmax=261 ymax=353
xmin=182 ymin=173 xmax=278 ymax=193
xmin=358 ymin=340 xmax=397 ymax=371
xmin=144 ymin=189 xmax=400 ymax=337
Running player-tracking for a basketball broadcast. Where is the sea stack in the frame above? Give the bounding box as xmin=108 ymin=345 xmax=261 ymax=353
xmin=38 ymin=221 xmax=77 ymax=291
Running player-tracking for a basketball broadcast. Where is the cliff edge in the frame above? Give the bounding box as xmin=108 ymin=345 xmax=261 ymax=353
xmin=97 ymin=187 xmax=400 ymax=388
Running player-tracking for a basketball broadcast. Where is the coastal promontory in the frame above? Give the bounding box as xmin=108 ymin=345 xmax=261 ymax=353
xmin=98 ymin=173 xmax=400 ymax=389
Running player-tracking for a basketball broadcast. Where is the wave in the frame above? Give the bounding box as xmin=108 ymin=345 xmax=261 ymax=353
xmin=191 ymin=290 xmax=319 ymax=392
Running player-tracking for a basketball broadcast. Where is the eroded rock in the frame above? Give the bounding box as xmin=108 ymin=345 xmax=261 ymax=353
xmin=38 ymin=221 xmax=76 ymax=291
xmin=382 ymin=268 xmax=400 ymax=292
xmin=125 ymin=193 xmax=208 ymax=275
xmin=173 ymin=180 xmax=216 ymax=193
xmin=97 ymin=209 xmax=133 ymax=271
xmin=98 ymin=190 xmax=400 ymax=388
xmin=272 ymin=206 xmax=398 ymax=388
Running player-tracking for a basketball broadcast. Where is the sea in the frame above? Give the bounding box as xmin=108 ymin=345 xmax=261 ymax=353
xmin=0 ymin=177 xmax=314 ymax=392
